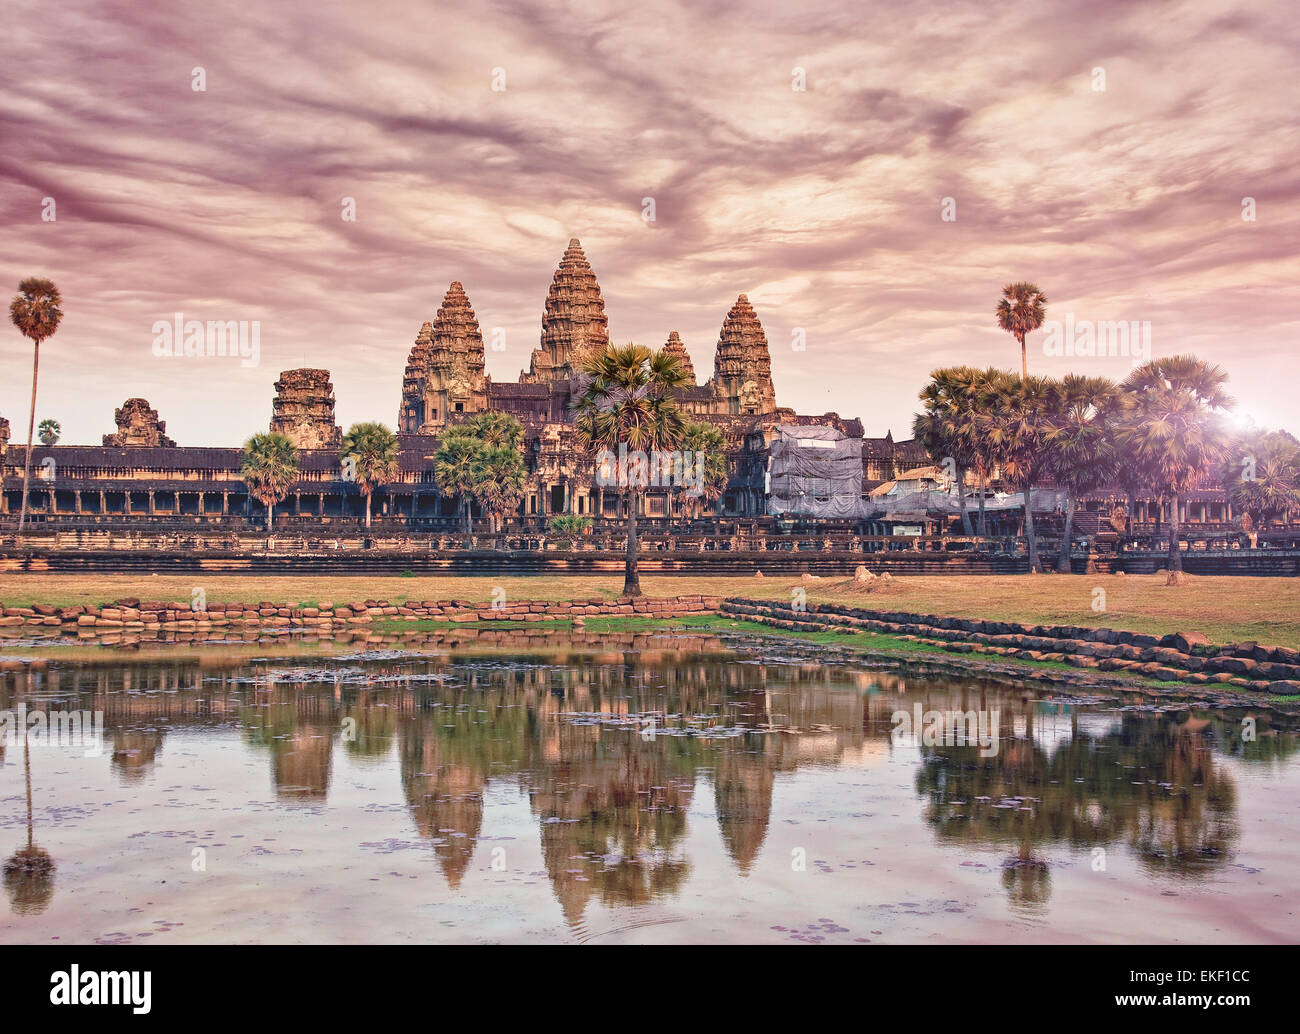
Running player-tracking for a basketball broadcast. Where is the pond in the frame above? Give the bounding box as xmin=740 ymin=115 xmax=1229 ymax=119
xmin=1 ymin=630 xmax=1296 ymax=943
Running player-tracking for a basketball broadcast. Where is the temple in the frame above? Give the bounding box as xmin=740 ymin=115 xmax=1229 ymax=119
xmin=0 ymin=236 xmax=1250 ymax=544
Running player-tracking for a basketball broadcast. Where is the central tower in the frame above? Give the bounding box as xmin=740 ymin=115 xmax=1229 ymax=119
xmin=521 ymin=238 xmax=609 ymax=383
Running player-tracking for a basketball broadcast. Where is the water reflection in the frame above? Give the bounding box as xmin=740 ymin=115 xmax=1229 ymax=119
xmin=1 ymin=632 xmax=1296 ymax=928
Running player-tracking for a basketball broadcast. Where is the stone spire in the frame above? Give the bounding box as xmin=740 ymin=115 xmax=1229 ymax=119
xmin=103 ymin=398 xmax=176 ymax=447
xmin=711 ymin=294 xmax=776 ymax=416
xmin=522 ymin=238 xmax=609 ymax=383
xmin=0 ymin=415 xmax=9 ymax=464
xmin=401 ymin=282 xmax=487 ymax=432
xmin=270 ymin=369 xmax=342 ymax=450
xmin=662 ymin=331 xmax=696 ymax=384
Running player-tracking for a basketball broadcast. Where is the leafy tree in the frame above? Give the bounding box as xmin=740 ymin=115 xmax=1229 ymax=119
xmin=9 ymin=278 xmax=63 ymax=531
xmin=1114 ymin=356 xmax=1233 ymax=580
xmin=473 ymin=444 xmax=527 ymax=532
xmin=1222 ymin=428 xmax=1300 ymax=544
xmin=996 ymin=282 xmax=1047 ymax=378
xmin=240 ymin=432 xmax=300 ymax=530
xmin=571 ymin=343 xmax=689 ymax=597
xmin=434 ymin=434 xmax=480 ymax=533
xmin=341 ymin=422 xmax=400 ymax=528
xmin=37 ymin=419 xmax=60 ymax=446
xmin=1043 ymin=374 xmax=1120 ymax=571
xmin=677 ymin=420 xmax=728 ymax=520
xmin=980 ymin=373 xmax=1057 ymax=573
xmin=549 ymin=513 xmax=592 ymax=546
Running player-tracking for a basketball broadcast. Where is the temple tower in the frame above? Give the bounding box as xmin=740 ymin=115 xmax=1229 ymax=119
xmin=103 ymin=398 xmax=176 ymax=447
xmin=270 ymin=369 xmax=342 ymax=450
xmin=710 ymin=294 xmax=776 ymax=416
xmin=522 ymin=238 xmax=609 ymax=383
xmin=662 ymin=331 xmax=696 ymax=384
xmin=400 ymin=281 xmax=487 ymax=433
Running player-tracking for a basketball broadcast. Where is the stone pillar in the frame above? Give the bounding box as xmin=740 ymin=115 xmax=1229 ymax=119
xmin=222 ymin=491 xmax=228 ymax=515
xmin=148 ymin=491 xmax=155 ymax=515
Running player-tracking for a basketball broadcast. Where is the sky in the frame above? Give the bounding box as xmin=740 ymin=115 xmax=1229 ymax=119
xmin=1 ymin=0 xmax=1296 ymax=446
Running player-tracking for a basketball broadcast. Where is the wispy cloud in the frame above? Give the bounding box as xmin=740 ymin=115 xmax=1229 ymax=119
xmin=1 ymin=0 xmax=1295 ymax=444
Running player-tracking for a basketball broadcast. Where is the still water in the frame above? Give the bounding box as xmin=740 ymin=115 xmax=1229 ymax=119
xmin=2 ymin=631 xmax=1297 ymax=943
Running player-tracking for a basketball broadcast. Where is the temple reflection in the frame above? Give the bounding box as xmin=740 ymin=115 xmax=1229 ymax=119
xmin=1 ymin=632 xmax=1293 ymax=923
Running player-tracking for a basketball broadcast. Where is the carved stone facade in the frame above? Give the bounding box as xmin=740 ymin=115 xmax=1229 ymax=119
xmin=0 ymin=237 xmax=932 ymax=527
xmin=399 ymin=282 xmax=488 ymax=433
xmin=521 ymin=238 xmax=610 ymax=383
xmin=710 ymin=294 xmax=776 ymax=417
xmin=662 ymin=331 xmax=696 ymax=384
xmin=270 ymin=369 xmax=342 ymax=450
xmin=102 ymin=398 xmax=176 ymax=447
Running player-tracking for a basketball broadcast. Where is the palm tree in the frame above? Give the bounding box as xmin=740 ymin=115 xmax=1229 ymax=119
xmin=434 ymin=434 xmax=479 ymax=532
xmin=1115 ymin=356 xmax=1233 ymax=582
xmin=240 ymin=431 xmax=300 ymax=530
xmin=37 ymin=419 xmax=60 ymax=446
xmin=1222 ymin=429 xmax=1300 ymax=545
xmin=678 ymin=420 xmax=728 ymax=520
xmin=980 ymin=373 xmax=1056 ymax=573
xmin=913 ymin=368 xmax=983 ymax=536
xmin=473 ymin=443 xmax=527 ymax=532
xmin=1043 ymin=374 xmax=1120 ymax=572
xmin=8 ymin=278 xmax=63 ymax=532
xmin=996 ymin=282 xmax=1047 ymax=378
xmin=571 ymin=343 xmax=689 ymax=597
xmin=468 ymin=410 xmax=525 ymax=452
xmin=341 ymin=422 xmax=400 ymax=528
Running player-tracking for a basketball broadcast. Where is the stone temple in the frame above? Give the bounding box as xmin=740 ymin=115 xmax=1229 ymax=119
xmin=0 ymin=237 xmax=927 ymax=525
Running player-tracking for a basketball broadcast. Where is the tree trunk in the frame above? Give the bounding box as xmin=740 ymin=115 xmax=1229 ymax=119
xmin=24 ymin=727 xmax=33 ymax=849
xmin=364 ymin=491 xmax=372 ymax=528
xmin=623 ymin=486 xmax=642 ymax=597
xmin=1168 ymin=491 xmax=1182 ymax=573
xmin=1019 ymin=333 xmax=1027 ymax=378
xmin=1056 ymin=494 xmax=1075 ymax=573
xmin=977 ymin=478 xmax=987 ymax=537
xmin=268 ymin=501 xmax=275 ymax=530
xmin=956 ymin=465 xmax=973 ymax=536
xmin=18 ymin=341 xmax=40 ymax=533
xmin=462 ymin=496 xmax=471 ymax=534
xmin=1023 ymin=484 xmax=1039 ymax=572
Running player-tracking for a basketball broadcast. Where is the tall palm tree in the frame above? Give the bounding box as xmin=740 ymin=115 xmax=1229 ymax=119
xmin=37 ymin=419 xmax=60 ymax=446
xmin=996 ymin=282 xmax=1047 ymax=378
xmin=1115 ymin=356 xmax=1233 ymax=581
xmin=1043 ymin=374 xmax=1120 ymax=572
xmin=980 ymin=373 xmax=1056 ymax=573
xmin=1222 ymin=428 xmax=1300 ymax=545
xmin=8 ymin=278 xmax=63 ymax=532
xmin=240 ymin=431 xmax=300 ymax=530
xmin=341 ymin=422 xmax=400 ymax=528
xmin=572 ymin=343 xmax=689 ymax=597
xmin=473 ymin=444 xmax=527 ymax=532
xmin=434 ymin=434 xmax=479 ymax=532
xmin=678 ymin=420 xmax=728 ymax=520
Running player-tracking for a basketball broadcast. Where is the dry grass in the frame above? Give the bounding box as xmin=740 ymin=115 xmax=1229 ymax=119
xmin=0 ymin=571 xmax=1295 ymax=647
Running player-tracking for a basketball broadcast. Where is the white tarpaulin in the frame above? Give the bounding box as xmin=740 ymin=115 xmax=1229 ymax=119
xmin=767 ymin=425 xmax=868 ymax=519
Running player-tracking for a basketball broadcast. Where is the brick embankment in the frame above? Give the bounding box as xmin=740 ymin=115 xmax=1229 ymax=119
xmin=0 ymin=594 xmax=724 ymax=636
xmin=720 ymin=597 xmax=1300 ymax=695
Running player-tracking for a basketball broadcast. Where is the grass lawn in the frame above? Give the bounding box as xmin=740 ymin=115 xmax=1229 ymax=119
xmin=0 ymin=571 xmax=1295 ymax=647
